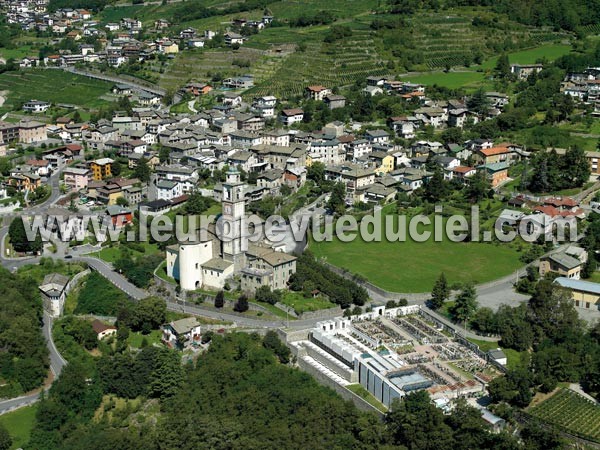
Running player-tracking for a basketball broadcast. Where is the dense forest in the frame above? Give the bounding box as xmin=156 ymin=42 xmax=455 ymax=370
xmin=0 ymin=268 xmax=48 ymax=397
xmin=26 ymin=332 xmax=566 ymax=450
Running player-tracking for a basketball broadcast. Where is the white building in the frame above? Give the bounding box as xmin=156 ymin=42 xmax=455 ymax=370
xmin=23 ymin=99 xmax=50 ymax=113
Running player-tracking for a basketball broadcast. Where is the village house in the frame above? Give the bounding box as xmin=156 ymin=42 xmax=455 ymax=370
xmin=224 ymin=31 xmax=244 ymax=46
xmin=324 ymin=94 xmax=346 ymax=109
xmin=106 ymin=205 xmax=133 ymax=227
xmin=478 ymin=162 xmax=509 ymax=188
xmin=449 ymin=165 xmax=476 ymax=182
xmin=280 ymin=108 xmax=304 ymax=126
xmin=89 ymin=158 xmax=114 ymax=180
xmin=18 ymin=119 xmax=47 ymax=143
xmin=92 ymin=319 xmax=117 ymax=340
xmin=63 ymin=167 xmax=90 ymax=190
xmin=325 ymin=164 xmax=375 ymax=195
xmin=22 ymin=99 xmax=50 ymax=113
xmin=511 ymin=64 xmax=543 ymax=80
xmin=305 ymin=85 xmax=331 ymax=101
xmin=241 ymin=244 xmax=297 ymax=292
xmin=539 ymin=251 xmax=583 ymax=280
xmin=162 ymin=317 xmax=202 ymax=349
xmin=365 ymin=129 xmax=390 ymax=144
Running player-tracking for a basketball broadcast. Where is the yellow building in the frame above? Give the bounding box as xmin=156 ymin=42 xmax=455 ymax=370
xmin=539 ymin=252 xmax=582 ymax=280
xmin=90 ymin=158 xmax=114 ymax=181
xmin=554 ymin=277 xmax=600 ymax=311
xmin=369 ymin=152 xmax=394 ymax=175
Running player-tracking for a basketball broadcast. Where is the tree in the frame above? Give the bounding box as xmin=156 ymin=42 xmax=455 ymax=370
xmin=466 ymin=88 xmax=490 ymax=115
xmin=451 ymin=283 xmax=478 ymax=325
xmin=263 ymin=330 xmax=291 ymax=364
xmin=494 ymin=53 xmax=511 ymax=79
xmin=466 ymin=171 xmax=491 ymax=202
xmin=470 ymin=307 xmax=497 ymax=334
xmin=307 ymin=161 xmax=325 ymax=184
xmin=133 ymin=157 xmax=151 ymax=182
xmin=147 ymin=349 xmax=184 ymax=400
xmin=430 ymin=273 xmax=449 ymax=309
xmin=326 ymin=182 xmax=346 ymax=215
xmin=184 ymin=191 xmax=211 ymax=215
xmin=581 ymin=250 xmax=596 ymax=278
xmin=111 ymin=160 xmax=122 ymax=177
xmin=386 ymin=391 xmax=454 ymax=449
xmin=214 ymin=290 xmax=224 ymax=308
xmin=0 ymin=424 xmax=12 ymax=450
xmin=255 ymin=285 xmax=281 ymax=305
xmin=233 ymin=294 xmax=249 ymax=312
xmin=159 ymin=145 xmax=170 ymax=163
xmin=8 ymin=217 xmax=38 ymax=253
xmin=424 ymin=167 xmax=447 ymax=202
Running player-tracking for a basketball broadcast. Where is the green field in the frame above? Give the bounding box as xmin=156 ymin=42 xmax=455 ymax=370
xmin=0 ymin=70 xmax=112 ymax=113
xmin=528 ymin=389 xmax=600 ymax=443
xmin=403 ymin=43 xmax=572 ymax=89
xmin=280 ymin=291 xmax=336 ymax=314
xmin=480 ymin=44 xmax=573 ymax=70
xmin=466 ymin=338 xmax=523 ymax=370
xmin=0 ymin=405 xmax=38 ymax=449
xmin=91 ymin=242 xmax=161 ymax=264
xmin=310 ymin=211 xmax=523 ymax=293
xmin=127 ymin=330 xmax=163 ymax=348
xmin=403 ymin=70 xmax=488 ymax=90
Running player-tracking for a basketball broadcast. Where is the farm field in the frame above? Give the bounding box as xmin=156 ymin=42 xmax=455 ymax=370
xmin=0 ymin=70 xmax=112 ymax=113
xmin=528 ymin=388 xmax=600 ymax=443
xmin=0 ymin=405 xmax=38 ymax=450
xmin=309 ymin=211 xmax=523 ymax=293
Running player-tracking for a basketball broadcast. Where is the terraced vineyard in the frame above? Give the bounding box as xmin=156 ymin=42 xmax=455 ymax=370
xmin=528 ymin=389 xmax=600 ymax=443
xmin=246 ymin=28 xmax=388 ymax=98
xmin=156 ymin=47 xmax=274 ymax=92
xmin=408 ymin=14 xmax=569 ymax=69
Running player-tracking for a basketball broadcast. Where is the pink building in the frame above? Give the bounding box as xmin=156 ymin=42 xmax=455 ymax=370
xmin=63 ymin=167 xmax=90 ymax=191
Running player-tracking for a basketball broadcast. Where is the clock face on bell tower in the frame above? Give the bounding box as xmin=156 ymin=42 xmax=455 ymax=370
xmin=223 ymin=204 xmax=232 ymax=215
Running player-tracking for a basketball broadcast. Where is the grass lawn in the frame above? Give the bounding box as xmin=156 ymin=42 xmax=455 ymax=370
xmin=170 ymin=100 xmax=193 ymax=114
xmin=251 ymin=301 xmax=292 ymax=319
xmin=585 ymin=272 xmax=600 ymax=283
xmin=479 ymin=44 xmax=573 ymax=70
xmin=92 ymin=242 xmax=162 ymax=264
xmin=310 ymin=212 xmax=523 ymax=293
xmin=127 ymin=330 xmax=163 ymax=349
xmin=280 ymin=291 xmax=336 ymax=314
xmin=402 ymin=70 xmax=487 ymax=90
xmin=155 ymin=260 xmax=175 ymax=284
xmin=0 ymin=70 xmax=112 ymax=113
xmin=467 ymin=337 xmax=524 ymax=370
xmin=0 ymin=405 xmax=37 ymax=449
xmin=346 ymin=384 xmax=387 ymax=412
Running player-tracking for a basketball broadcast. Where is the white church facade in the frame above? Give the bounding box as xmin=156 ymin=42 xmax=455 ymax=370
xmin=166 ymin=167 xmax=297 ymax=292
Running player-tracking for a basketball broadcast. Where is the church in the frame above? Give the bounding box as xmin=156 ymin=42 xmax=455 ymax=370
xmin=165 ymin=167 xmax=297 ymax=292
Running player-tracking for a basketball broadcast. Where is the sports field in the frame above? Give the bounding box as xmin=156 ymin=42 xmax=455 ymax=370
xmin=310 ymin=213 xmax=523 ymax=293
